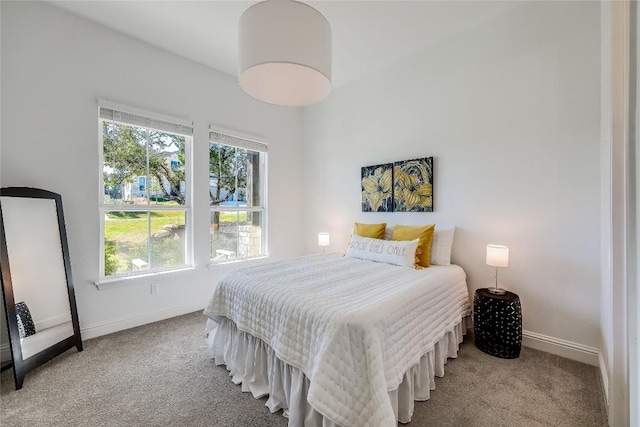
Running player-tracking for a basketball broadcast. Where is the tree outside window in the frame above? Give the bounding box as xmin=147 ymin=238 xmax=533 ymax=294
xmin=209 ymin=132 xmax=266 ymax=263
xmin=99 ymin=106 xmax=192 ymax=278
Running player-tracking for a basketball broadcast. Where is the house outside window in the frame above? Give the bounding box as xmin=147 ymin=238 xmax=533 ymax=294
xmin=209 ymin=129 xmax=267 ymax=263
xmin=99 ymin=102 xmax=193 ymax=278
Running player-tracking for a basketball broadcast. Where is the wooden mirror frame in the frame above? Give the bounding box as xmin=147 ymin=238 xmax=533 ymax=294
xmin=0 ymin=187 xmax=82 ymax=389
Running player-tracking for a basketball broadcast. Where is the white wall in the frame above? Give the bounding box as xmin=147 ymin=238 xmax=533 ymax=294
xmin=0 ymin=1 xmax=304 ymax=344
xmin=0 ymin=0 xmax=606 ymax=370
xmin=599 ymin=0 xmax=614 ymax=407
xmin=302 ymin=1 xmax=602 ymax=360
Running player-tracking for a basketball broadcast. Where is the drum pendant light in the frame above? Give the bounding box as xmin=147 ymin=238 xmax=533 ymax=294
xmin=238 ymin=0 xmax=332 ymax=107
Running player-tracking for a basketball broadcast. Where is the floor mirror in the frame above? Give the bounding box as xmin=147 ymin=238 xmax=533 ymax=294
xmin=0 ymin=187 xmax=82 ymax=389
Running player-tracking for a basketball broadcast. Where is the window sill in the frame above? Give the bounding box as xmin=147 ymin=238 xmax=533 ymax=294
xmin=94 ymin=266 xmax=196 ymax=290
xmin=207 ymin=256 xmax=270 ymax=270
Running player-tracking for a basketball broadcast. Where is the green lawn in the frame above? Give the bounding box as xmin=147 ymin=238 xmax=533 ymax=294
xmin=104 ymin=211 xmax=186 ymax=275
xmin=105 ymin=212 xmax=185 ymax=246
xmin=105 ymin=211 xmax=245 ymax=242
xmin=104 ymin=210 xmax=247 ymax=275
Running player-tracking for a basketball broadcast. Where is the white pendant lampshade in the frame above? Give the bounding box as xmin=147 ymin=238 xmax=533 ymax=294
xmin=238 ymin=0 xmax=332 ymax=107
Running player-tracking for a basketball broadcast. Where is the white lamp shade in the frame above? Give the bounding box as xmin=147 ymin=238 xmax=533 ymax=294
xmin=318 ymin=232 xmax=330 ymax=247
xmin=238 ymin=0 xmax=332 ymax=107
xmin=486 ymin=244 xmax=509 ymax=267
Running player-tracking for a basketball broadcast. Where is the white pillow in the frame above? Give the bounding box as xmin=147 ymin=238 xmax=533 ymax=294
xmin=384 ymin=225 xmax=394 ymax=240
xmin=345 ymin=234 xmax=419 ymax=267
xmin=430 ymin=226 xmax=456 ymax=266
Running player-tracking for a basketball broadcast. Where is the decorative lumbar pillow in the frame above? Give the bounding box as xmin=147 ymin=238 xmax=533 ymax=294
xmin=15 ymin=301 xmax=36 ymax=338
xmin=392 ymin=224 xmax=435 ymax=267
xmin=353 ymin=222 xmax=387 ymax=239
xmin=430 ymin=226 xmax=456 ymax=266
xmin=345 ymin=234 xmax=419 ymax=267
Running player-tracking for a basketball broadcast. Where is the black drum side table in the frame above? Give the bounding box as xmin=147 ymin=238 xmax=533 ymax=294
xmin=473 ymin=288 xmax=522 ymax=359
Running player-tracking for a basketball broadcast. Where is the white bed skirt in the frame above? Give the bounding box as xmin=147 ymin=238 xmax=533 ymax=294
xmin=206 ymin=316 xmax=470 ymax=426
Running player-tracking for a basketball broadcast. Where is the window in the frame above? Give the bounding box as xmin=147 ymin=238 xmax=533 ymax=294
xmin=99 ymin=103 xmax=192 ymax=278
xmin=209 ymin=130 xmax=267 ymax=263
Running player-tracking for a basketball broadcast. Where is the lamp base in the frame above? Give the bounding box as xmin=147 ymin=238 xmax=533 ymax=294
xmin=487 ymin=287 xmax=506 ymax=295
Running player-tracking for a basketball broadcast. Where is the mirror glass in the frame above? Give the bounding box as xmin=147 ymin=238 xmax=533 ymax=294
xmin=1 ymin=196 xmax=74 ymax=359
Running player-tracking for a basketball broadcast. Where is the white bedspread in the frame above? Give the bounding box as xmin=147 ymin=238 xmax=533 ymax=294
xmin=204 ymin=254 xmax=470 ymax=427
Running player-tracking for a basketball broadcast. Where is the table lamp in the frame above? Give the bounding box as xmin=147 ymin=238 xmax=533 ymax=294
xmin=318 ymin=232 xmax=330 ymax=253
xmin=486 ymin=244 xmax=509 ymax=295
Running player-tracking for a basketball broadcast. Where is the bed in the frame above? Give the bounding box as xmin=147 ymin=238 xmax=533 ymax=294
xmin=204 ymin=252 xmax=471 ymax=427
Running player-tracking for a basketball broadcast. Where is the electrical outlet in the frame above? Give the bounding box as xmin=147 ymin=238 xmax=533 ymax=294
xmin=150 ymin=283 xmax=160 ymax=294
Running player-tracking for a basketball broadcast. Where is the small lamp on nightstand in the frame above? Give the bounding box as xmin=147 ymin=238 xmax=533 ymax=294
xmin=318 ymin=232 xmax=330 ymax=253
xmin=486 ymin=244 xmax=509 ymax=295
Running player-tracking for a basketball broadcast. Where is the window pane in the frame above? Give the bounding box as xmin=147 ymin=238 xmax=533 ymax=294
xmin=104 ymin=211 xmax=150 ymax=276
xmin=103 ymin=122 xmax=147 ymax=205
xmin=237 ymin=149 xmax=262 ymax=207
xmin=208 ymin=133 xmax=265 ymax=263
xmin=238 ymin=211 xmax=262 ymax=258
xmin=150 ymin=210 xmax=187 ymax=269
xmin=104 ymin=210 xmax=187 ymax=276
xmin=209 ymin=143 xmax=239 ymax=207
xmin=210 ymin=210 xmax=238 ymax=262
xmin=210 ymin=210 xmax=263 ymax=262
xmin=103 ymin=121 xmax=188 ymax=207
xmin=100 ymin=106 xmax=192 ymax=280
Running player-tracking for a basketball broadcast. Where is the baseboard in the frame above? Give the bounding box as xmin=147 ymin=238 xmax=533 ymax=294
xmin=80 ymin=302 xmax=205 ymax=340
xmin=522 ymin=330 xmax=599 ymax=366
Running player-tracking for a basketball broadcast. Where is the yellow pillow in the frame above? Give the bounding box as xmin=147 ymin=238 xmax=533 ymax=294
xmin=392 ymin=224 xmax=435 ymax=267
xmin=353 ymin=222 xmax=387 ymax=239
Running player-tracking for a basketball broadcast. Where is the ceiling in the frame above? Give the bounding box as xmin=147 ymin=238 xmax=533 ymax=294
xmin=49 ymin=0 xmax=524 ymax=89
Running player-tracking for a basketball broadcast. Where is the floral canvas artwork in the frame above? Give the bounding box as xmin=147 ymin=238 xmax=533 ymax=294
xmin=393 ymin=157 xmax=433 ymax=212
xmin=361 ymin=163 xmax=393 ymax=212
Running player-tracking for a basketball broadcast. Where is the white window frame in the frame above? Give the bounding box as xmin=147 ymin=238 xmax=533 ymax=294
xmin=209 ymin=127 xmax=268 ymax=263
xmin=97 ymin=100 xmax=194 ymax=283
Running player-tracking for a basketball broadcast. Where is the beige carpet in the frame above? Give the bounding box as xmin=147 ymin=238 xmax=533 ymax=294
xmin=0 ymin=311 xmax=607 ymax=427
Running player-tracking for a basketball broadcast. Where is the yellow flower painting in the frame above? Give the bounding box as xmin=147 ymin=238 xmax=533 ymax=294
xmin=393 ymin=157 xmax=433 ymax=212
xmin=361 ymin=163 xmax=393 ymax=212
